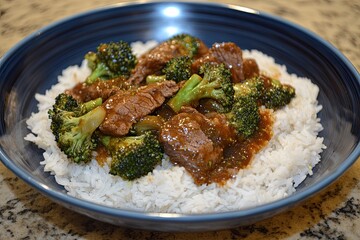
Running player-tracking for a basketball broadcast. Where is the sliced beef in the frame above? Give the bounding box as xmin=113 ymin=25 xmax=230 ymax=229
xmin=159 ymin=107 xmax=237 ymax=184
xmin=195 ymin=39 xmax=210 ymax=58
xmin=99 ymin=80 xmax=179 ymax=136
xmin=191 ymin=52 xmax=220 ymax=73
xmin=242 ymin=58 xmax=260 ymax=80
xmin=211 ymin=42 xmax=244 ymax=83
xmin=205 ymin=111 xmax=238 ymax=146
xmin=192 ymin=42 xmax=245 ymax=83
xmin=159 ymin=109 xmax=223 ymax=178
xmin=127 ymin=41 xmax=188 ymax=85
xmin=66 ymin=77 xmax=127 ymax=103
xmin=127 ymin=38 xmax=209 ymax=86
xmin=180 ymin=107 xmax=237 ymax=147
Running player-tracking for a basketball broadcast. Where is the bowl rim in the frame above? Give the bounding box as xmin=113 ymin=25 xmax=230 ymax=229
xmin=0 ymin=0 xmax=360 ymax=224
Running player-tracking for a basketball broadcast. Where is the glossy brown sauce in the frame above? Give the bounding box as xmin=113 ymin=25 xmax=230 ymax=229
xmin=243 ymin=58 xmax=260 ymax=80
xmin=66 ymin=77 xmax=127 ymax=103
xmin=93 ymin=80 xmax=273 ymax=186
xmin=95 ymin=145 xmax=109 ymax=166
xmin=96 ymin=108 xmax=273 ymax=186
xmin=190 ymin=109 xmax=274 ymax=186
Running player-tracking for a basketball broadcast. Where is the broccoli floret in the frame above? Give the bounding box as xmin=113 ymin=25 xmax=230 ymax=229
xmin=49 ymin=93 xmax=79 ymax=113
xmin=233 ymin=76 xmax=265 ymax=100
xmin=228 ymin=78 xmax=264 ymax=138
xmin=167 ymin=63 xmax=234 ymax=113
xmin=226 ymin=96 xmax=260 ymax=139
xmin=162 ymin=56 xmax=192 ymax=82
xmin=85 ymin=41 xmax=137 ymax=85
xmin=131 ymin=115 xmax=165 ymax=135
xmin=48 ymin=93 xmax=106 ymax=163
xmin=228 ymin=76 xmax=295 ymax=138
xmin=85 ymin=52 xmax=98 ymax=72
xmin=234 ymin=76 xmax=296 ymax=110
xmin=261 ymin=78 xmax=296 ymax=109
xmin=168 ymin=33 xmax=201 ymax=57
xmin=145 ymin=56 xmax=192 ymax=84
xmin=101 ymin=131 xmax=164 ymax=180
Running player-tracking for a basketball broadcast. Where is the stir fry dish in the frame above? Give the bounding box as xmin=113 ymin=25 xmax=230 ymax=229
xmin=48 ymin=34 xmax=295 ymax=185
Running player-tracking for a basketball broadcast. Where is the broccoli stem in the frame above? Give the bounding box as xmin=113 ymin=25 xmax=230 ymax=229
xmin=79 ymin=106 xmax=107 ymax=135
xmin=59 ymin=105 xmax=107 ymax=163
xmin=85 ymin=52 xmax=98 ymax=71
xmin=146 ymin=75 xmax=167 ymax=84
xmin=132 ymin=116 xmax=165 ymax=135
xmin=100 ymin=135 xmax=144 ymax=152
xmin=85 ymin=63 xmax=112 ymax=85
xmin=81 ymin=97 xmax=103 ymax=113
xmin=100 ymin=135 xmax=111 ymax=148
xmin=167 ymin=74 xmax=202 ymax=112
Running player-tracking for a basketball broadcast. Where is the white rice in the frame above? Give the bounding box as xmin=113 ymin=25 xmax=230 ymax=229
xmin=24 ymin=41 xmax=325 ymax=213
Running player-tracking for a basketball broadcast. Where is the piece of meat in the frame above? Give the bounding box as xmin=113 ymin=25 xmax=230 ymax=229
xmin=242 ymin=58 xmax=260 ymax=80
xmin=191 ymin=52 xmax=220 ymax=73
xmin=99 ymin=80 xmax=179 ymax=136
xmin=127 ymin=38 xmax=209 ymax=85
xmin=211 ymin=42 xmax=244 ymax=83
xmin=159 ymin=109 xmax=224 ymax=178
xmin=179 ymin=107 xmax=236 ymax=147
xmin=66 ymin=77 xmax=127 ymax=103
xmin=195 ymin=39 xmax=210 ymax=58
xmin=127 ymin=41 xmax=188 ymax=85
xmin=205 ymin=111 xmax=238 ymax=146
xmin=159 ymin=107 xmax=237 ymax=183
xmin=192 ymin=42 xmax=245 ymax=83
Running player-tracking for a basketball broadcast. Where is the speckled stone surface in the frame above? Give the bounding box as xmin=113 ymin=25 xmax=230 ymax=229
xmin=0 ymin=0 xmax=359 ymax=239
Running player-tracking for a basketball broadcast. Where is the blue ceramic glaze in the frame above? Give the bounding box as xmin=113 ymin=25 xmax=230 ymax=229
xmin=0 ymin=2 xmax=359 ymax=231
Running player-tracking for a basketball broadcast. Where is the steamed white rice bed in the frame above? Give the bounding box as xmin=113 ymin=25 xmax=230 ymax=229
xmin=25 ymin=41 xmax=325 ymax=213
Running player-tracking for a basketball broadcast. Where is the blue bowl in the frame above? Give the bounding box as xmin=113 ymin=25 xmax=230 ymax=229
xmin=0 ymin=2 xmax=359 ymax=232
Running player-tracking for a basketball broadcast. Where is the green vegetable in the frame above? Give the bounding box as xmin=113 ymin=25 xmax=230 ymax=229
xmin=261 ymin=78 xmax=296 ymax=109
xmin=131 ymin=116 xmax=165 ymax=135
xmin=85 ymin=41 xmax=137 ymax=84
xmin=145 ymin=75 xmax=167 ymax=84
xmin=162 ymin=56 xmax=192 ymax=82
xmin=146 ymin=55 xmax=192 ymax=84
xmin=234 ymin=76 xmax=296 ymax=110
xmin=101 ymin=131 xmax=164 ymax=180
xmin=226 ymin=96 xmax=260 ymax=139
xmin=233 ymin=76 xmax=265 ymax=100
xmin=168 ymin=33 xmax=201 ymax=58
xmin=167 ymin=63 xmax=234 ymax=113
xmin=48 ymin=93 xmax=106 ymax=163
xmin=229 ymin=76 xmax=295 ymax=138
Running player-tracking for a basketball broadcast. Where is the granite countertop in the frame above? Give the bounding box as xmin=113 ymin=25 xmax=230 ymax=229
xmin=0 ymin=0 xmax=359 ymax=239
